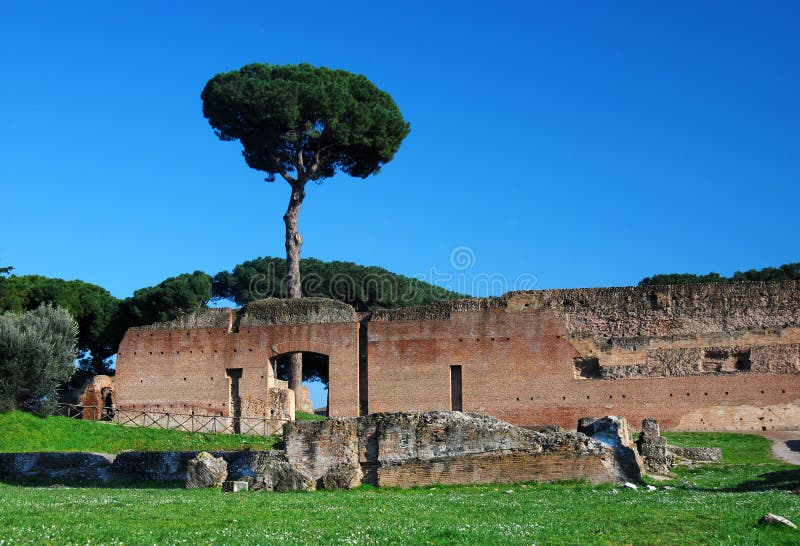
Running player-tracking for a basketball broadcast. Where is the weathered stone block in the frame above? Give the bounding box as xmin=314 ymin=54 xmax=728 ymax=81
xmin=248 ymin=458 xmax=315 ymax=492
xmin=222 ymin=480 xmax=249 ymax=493
xmin=640 ymin=418 xmax=660 ymax=439
xmin=186 ymin=452 xmax=228 ymax=489
xmin=0 ymin=452 xmax=115 ymax=483
xmin=112 ymin=451 xmax=196 ymax=482
xmin=285 ymin=411 xmax=634 ymax=488
xmin=320 ymin=463 xmax=363 ymax=490
xmin=636 ymin=418 xmax=673 ymax=475
xmin=577 ymin=416 xmax=644 ymax=482
xmin=284 ymin=419 xmax=359 ymax=481
xmin=759 ymin=513 xmax=797 ymax=529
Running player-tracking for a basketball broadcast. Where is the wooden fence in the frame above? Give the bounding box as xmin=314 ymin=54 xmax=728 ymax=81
xmin=55 ymin=404 xmax=285 ymax=436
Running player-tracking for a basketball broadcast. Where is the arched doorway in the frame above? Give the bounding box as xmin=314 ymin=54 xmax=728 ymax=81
xmin=270 ymin=351 xmax=330 ymax=416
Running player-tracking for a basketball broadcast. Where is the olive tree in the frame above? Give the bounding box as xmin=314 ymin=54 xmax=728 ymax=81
xmin=0 ymin=304 xmax=78 ymax=415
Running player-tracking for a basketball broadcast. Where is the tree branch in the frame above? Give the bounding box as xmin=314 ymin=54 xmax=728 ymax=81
xmin=308 ymin=142 xmax=336 ymax=177
xmin=267 ymin=149 xmax=296 ymax=185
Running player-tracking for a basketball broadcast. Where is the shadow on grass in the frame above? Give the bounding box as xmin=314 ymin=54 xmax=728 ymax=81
xmin=725 ymin=468 xmax=800 ymax=492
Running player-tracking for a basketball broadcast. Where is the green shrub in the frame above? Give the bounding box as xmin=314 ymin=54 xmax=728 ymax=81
xmin=0 ymin=304 xmax=77 ymax=415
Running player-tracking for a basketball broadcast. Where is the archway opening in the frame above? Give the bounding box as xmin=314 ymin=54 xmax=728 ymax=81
xmin=271 ymin=352 xmax=329 ymax=416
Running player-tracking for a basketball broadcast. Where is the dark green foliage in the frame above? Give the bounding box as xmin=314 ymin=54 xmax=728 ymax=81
xmin=0 ymin=276 xmax=119 ymax=378
xmin=117 ymin=271 xmax=212 ymax=328
xmin=0 ymin=272 xmax=212 ymax=386
xmin=731 ymin=263 xmax=800 ymax=282
xmin=274 ymin=352 xmax=328 ymax=385
xmin=201 ymin=63 xmax=410 ymax=183
xmin=0 ymin=305 xmax=77 ymax=415
xmin=0 ymin=264 xmax=12 ymax=276
xmin=640 ymin=262 xmax=800 ymax=286
xmin=639 ymin=272 xmax=725 ymax=286
xmin=213 ymin=256 xmax=462 ymax=311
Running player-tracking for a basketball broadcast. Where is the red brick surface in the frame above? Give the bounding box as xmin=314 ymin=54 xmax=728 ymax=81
xmin=116 ymin=321 xmax=359 ymax=419
xmin=116 ymin=283 xmax=800 ymax=432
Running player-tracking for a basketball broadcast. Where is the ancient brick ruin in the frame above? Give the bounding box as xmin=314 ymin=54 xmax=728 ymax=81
xmin=0 ymin=412 xmax=645 ymax=488
xmin=114 ymin=281 xmax=800 ymax=432
xmin=283 ymin=412 xmax=642 ymax=488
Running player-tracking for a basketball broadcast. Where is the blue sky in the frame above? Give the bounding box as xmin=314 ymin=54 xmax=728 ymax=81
xmin=2 ymin=0 xmax=798 ymax=300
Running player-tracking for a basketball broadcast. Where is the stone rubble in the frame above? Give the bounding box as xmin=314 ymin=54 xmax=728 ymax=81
xmin=759 ymin=513 xmax=797 ymax=529
xmin=1 ymin=412 xmax=652 ymax=490
xmin=635 ymin=418 xmax=722 ymax=474
xmin=222 ymin=480 xmax=249 ymax=493
xmin=247 ymin=458 xmax=315 ymax=492
xmin=577 ymin=416 xmax=644 ymax=483
xmin=186 ymin=452 xmax=228 ymax=489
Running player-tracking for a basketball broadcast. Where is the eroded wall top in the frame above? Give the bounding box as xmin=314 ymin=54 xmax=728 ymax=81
xmin=371 ymin=281 xmax=800 ymax=335
xmin=129 ymin=297 xmax=358 ymax=333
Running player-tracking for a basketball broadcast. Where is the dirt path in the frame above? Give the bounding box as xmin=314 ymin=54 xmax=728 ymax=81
xmin=757 ymin=431 xmax=800 ymax=465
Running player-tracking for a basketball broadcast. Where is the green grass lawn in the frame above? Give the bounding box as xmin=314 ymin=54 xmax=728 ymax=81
xmin=0 ymin=411 xmax=277 ymax=453
xmin=0 ymin=422 xmax=798 ymax=544
xmin=295 ymin=411 xmax=327 ymax=421
xmin=664 ymin=431 xmax=775 ymax=465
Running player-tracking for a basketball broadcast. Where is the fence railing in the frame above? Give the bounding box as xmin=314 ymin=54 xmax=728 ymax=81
xmin=54 ymin=404 xmax=285 ymax=437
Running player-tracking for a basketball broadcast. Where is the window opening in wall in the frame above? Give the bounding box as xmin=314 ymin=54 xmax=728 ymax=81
xmin=450 ymin=365 xmax=463 ymax=412
xmin=271 ymin=352 xmax=330 ymax=417
xmin=702 ymin=348 xmax=752 ymax=373
xmin=225 ymin=368 xmax=243 ymax=434
xmin=573 ymin=357 xmax=602 ymax=379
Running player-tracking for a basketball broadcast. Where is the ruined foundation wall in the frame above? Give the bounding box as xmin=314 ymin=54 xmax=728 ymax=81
xmin=367 ymin=282 xmax=800 ymax=431
xmin=115 ymin=283 xmax=800 ymax=432
xmin=115 ymin=301 xmax=360 ymax=422
xmin=284 ymin=412 xmax=628 ymax=488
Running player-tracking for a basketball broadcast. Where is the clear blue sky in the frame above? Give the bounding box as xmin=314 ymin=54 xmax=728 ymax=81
xmin=2 ymin=0 xmax=799 ymax=300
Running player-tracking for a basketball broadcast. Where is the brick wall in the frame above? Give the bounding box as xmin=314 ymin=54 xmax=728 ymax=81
xmin=115 ymin=320 xmax=359 ymax=421
xmin=366 ymin=282 xmax=800 ymax=431
xmin=116 ymin=282 xmax=800 ymax=432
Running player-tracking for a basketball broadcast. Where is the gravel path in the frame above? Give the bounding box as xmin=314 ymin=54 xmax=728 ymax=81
xmin=757 ymin=431 xmax=800 ymax=465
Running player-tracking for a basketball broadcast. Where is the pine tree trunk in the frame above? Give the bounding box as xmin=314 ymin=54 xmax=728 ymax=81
xmin=284 ymin=184 xmax=305 ymax=395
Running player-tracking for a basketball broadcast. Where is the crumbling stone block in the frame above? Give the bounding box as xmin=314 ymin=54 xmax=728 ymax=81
xmin=222 ymin=480 xmax=249 ymax=493
xmin=247 ymin=458 xmax=315 ymax=492
xmin=759 ymin=513 xmax=797 ymax=529
xmin=287 ymin=411 xmax=639 ymax=488
xmin=633 ymin=418 xmax=722 ymax=474
xmin=284 ymin=419 xmax=359 ymax=482
xmin=320 ymin=463 xmax=363 ymax=490
xmin=577 ymin=415 xmax=644 ymax=482
xmin=186 ymin=452 xmax=228 ymax=489
xmin=636 ymin=418 xmax=673 ymax=475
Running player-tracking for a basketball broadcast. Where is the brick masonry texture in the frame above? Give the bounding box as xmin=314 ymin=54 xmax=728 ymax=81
xmin=115 ymin=281 xmax=800 ymax=432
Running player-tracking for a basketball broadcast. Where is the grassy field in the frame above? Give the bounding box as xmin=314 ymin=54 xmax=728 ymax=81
xmin=295 ymin=411 xmax=327 ymax=421
xmin=0 ymin=411 xmax=277 ymax=453
xmin=0 ymin=427 xmax=798 ymax=544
